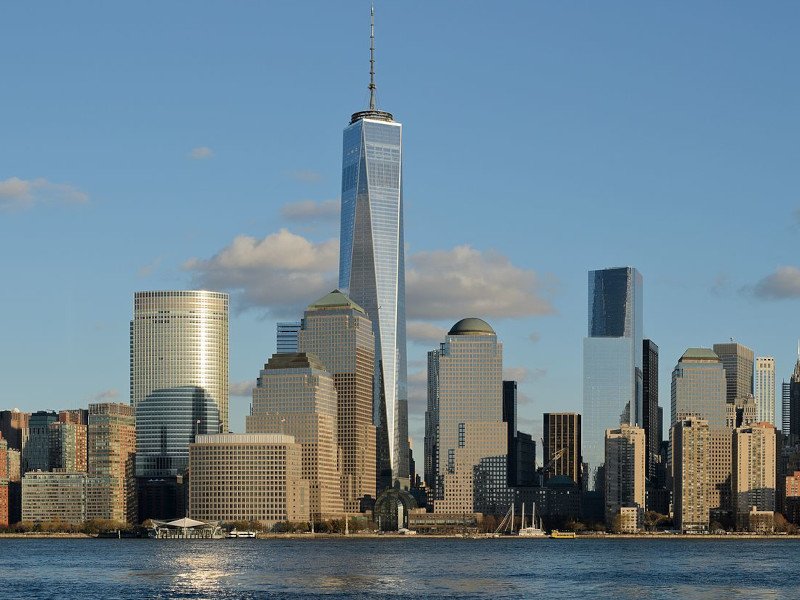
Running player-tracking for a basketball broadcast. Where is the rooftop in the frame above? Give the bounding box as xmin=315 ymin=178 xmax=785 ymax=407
xmin=448 ymin=318 xmax=495 ymax=336
xmin=265 ymin=352 xmax=328 ymax=372
xmin=306 ymin=289 xmax=366 ymax=314
xmin=680 ymin=348 xmax=720 ymax=362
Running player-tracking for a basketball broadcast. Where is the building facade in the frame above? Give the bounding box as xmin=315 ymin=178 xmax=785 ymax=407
xmin=338 ymin=13 xmax=408 ymax=487
xmin=49 ymin=419 xmax=87 ymax=473
xmin=671 ymin=348 xmax=727 ymax=430
xmin=543 ymin=412 xmax=582 ymax=486
xmin=246 ymin=353 xmax=342 ymax=519
xmin=23 ymin=411 xmax=58 ymax=473
xmin=130 ymin=290 xmax=229 ymax=432
xmin=755 ymin=357 xmax=775 ymax=426
xmin=583 ymin=267 xmax=643 ymax=489
xmin=189 ymin=434 xmax=309 ymax=526
xmin=276 ymin=321 xmax=301 ymax=354
xmin=0 ymin=410 xmax=29 ymax=453
xmin=22 ymin=472 xmax=88 ymax=525
xmin=713 ymin=342 xmax=754 ymax=405
xmin=672 ymin=417 xmax=711 ymax=532
xmin=604 ymin=426 xmax=646 ymax=528
xmin=788 ymin=358 xmax=800 ymax=443
xmin=782 ymin=381 xmax=791 ymax=437
xmin=298 ymin=290 xmax=377 ymax=512
xmin=732 ymin=422 xmax=777 ymax=528
xmin=642 ymin=339 xmax=659 ymax=479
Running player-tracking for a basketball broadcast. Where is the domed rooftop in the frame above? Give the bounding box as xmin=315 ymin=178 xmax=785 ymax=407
xmin=448 ymin=317 xmax=495 ymax=336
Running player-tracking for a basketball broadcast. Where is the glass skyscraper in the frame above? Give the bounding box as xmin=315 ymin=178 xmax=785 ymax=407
xmin=338 ymin=9 xmax=408 ymax=487
xmin=583 ymin=267 xmax=643 ymax=488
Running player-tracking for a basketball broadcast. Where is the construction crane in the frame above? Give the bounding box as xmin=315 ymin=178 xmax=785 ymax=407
xmin=537 ymin=442 xmax=567 ymax=486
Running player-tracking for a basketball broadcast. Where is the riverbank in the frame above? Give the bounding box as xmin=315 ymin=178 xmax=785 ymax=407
xmin=0 ymin=532 xmax=93 ymax=539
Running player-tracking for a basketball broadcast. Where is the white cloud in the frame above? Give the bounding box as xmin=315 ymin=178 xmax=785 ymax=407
xmin=407 ymin=245 xmax=555 ymax=320
xmin=281 ymin=199 xmax=340 ymax=223
xmin=89 ymin=389 xmax=119 ymax=402
xmin=503 ymin=367 xmax=529 ymax=383
xmin=749 ymin=266 xmax=800 ymax=300
xmin=0 ymin=177 xmax=88 ymax=211
xmin=407 ymin=321 xmax=446 ymax=344
xmin=189 ymin=146 xmax=214 ymax=160
xmin=288 ymin=169 xmax=323 ymax=183
xmin=137 ymin=257 xmax=163 ymax=278
xmin=230 ymin=380 xmax=255 ymax=397
xmin=184 ymin=228 xmax=338 ymax=316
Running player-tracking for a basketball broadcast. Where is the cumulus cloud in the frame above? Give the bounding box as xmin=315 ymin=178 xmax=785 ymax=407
xmin=230 ymin=380 xmax=255 ymax=397
xmin=183 ymin=228 xmax=338 ymax=316
xmin=406 ymin=245 xmax=554 ymax=320
xmin=288 ymin=169 xmax=323 ymax=183
xmin=89 ymin=389 xmax=119 ymax=402
xmin=748 ymin=266 xmax=800 ymax=300
xmin=407 ymin=321 xmax=447 ymax=344
xmin=0 ymin=177 xmax=88 ymax=211
xmin=137 ymin=257 xmax=163 ymax=278
xmin=189 ymin=146 xmax=213 ymax=159
xmin=281 ymin=199 xmax=340 ymax=223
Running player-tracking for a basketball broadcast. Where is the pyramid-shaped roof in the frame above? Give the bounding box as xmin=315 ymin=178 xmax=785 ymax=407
xmin=307 ymin=289 xmax=366 ymax=314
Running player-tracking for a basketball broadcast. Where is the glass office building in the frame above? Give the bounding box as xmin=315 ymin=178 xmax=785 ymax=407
xmin=583 ymin=267 xmax=643 ymax=488
xmin=338 ymin=22 xmax=408 ymax=486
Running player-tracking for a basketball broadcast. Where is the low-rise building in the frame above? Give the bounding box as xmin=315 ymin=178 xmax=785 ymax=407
xmin=22 ymin=471 xmax=88 ymax=525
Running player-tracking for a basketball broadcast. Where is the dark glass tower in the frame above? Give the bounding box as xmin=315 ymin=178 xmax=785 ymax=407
xmin=338 ymin=7 xmax=408 ymax=488
xmin=642 ymin=339 xmax=659 ymax=480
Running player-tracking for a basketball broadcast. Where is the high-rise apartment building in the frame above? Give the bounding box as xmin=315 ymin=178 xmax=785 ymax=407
xmin=0 ymin=410 xmax=29 ymax=453
xmin=672 ymin=417 xmax=711 ymax=532
xmin=755 ymin=357 xmax=776 ymax=426
xmin=428 ymin=319 xmax=508 ymax=515
xmin=671 ymin=348 xmax=727 ymax=430
xmin=247 ymin=353 xmax=342 ymax=519
xmin=189 ymin=434 xmax=309 ymax=526
xmin=733 ymin=423 xmax=777 ymax=529
xmin=338 ymin=8 xmax=408 ymax=487
xmin=130 ymin=290 xmax=229 ymax=432
xmin=543 ymin=413 xmax=582 ymax=486
xmin=583 ymin=267 xmax=643 ymax=488
xmin=642 ymin=339 xmax=659 ymax=479
xmin=276 ymin=321 xmax=301 ymax=354
xmin=88 ymin=403 xmax=136 ymax=524
xmin=604 ymin=426 xmax=646 ymax=528
xmin=0 ymin=435 xmax=8 ymax=528
xmin=298 ymin=290 xmax=377 ymax=512
xmin=49 ymin=421 xmax=87 ymax=472
xmin=713 ymin=342 xmax=754 ymax=404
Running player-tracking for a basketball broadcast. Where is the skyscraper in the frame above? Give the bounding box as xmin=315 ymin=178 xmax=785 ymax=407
xmin=755 ymin=357 xmax=775 ymax=426
xmin=672 ymin=417 xmax=711 ymax=532
xmin=604 ymin=425 xmax=646 ymax=529
xmin=276 ymin=321 xmax=301 ymax=354
xmin=543 ymin=413 xmax=582 ymax=486
xmin=671 ymin=348 xmax=727 ymax=430
xmin=712 ymin=342 xmax=754 ymax=404
xmin=732 ymin=422 xmax=777 ymax=529
xmin=338 ymin=7 xmax=408 ymax=487
xmin=642 ymin=339 xmax=659 ymax=479
xmin=23 ymin=411 xmax=57 ymax=473
xmin=130 ymin=290 xmax=229 ymax=432
xmin=583 ymin=267 xmax=643 ymax=488
xmin=782 ymin=381 xmax=791 ymax=437
xmin=298 ymin=290 xmax=377 ymax=512
xmin=788 ymin=357 xmax=800 ymax=443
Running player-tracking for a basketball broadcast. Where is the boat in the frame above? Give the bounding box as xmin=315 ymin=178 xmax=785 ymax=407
xmin=550 ymin=530 xmax=576 ymax=539
xmin=517 ymin=502 xmax=546 ymax=538
xmin=227 ymin=529 xmax=257 ymax=538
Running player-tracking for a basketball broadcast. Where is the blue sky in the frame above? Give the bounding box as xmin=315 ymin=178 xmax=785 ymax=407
xmin=1 ymin=1 xmax=799 ymax=451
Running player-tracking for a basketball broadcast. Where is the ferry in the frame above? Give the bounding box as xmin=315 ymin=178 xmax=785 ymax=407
xmin=227 ymin=529 xmax=257 ymax=538
xmin=550 ymin=530 xmax=576 ymax=539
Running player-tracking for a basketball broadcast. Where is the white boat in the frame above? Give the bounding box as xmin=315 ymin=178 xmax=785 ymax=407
xmin=517 ymin=503 xmax=546 ymax=537
xmin=227 ymin=529 xmax=257 ymax=538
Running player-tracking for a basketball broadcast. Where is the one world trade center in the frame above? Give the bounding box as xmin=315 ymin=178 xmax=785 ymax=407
xmin=338 ymin=7 xmax=409 ymax=490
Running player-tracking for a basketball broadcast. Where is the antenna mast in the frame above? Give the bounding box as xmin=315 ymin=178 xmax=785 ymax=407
xmin=369 ymin=4 xmax=376 ymax=110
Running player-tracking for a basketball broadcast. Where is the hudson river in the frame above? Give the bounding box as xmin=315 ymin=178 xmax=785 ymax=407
xmin=2 ymin=538 xmax=799 ymax=599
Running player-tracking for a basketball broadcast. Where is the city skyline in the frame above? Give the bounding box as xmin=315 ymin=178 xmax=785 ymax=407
xmin=1 ymin=2 xmax=800 ymax=456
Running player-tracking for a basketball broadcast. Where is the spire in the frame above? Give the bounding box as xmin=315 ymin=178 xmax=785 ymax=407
xmin=369 ymin=4 xmax=376 ymax=110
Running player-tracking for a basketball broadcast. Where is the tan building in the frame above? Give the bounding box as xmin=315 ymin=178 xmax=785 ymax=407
xmin=22 ymin=471 xmax=88 ymax=525
xmin=732 ymin=422 xmax=776 ymax=529
xmin=247 ymin=353 xmax=342 ymax=520
xmin=708 ymin=428 xmax=732 ymax=516
xmin=726 ymin=395 xmax=757 ymax=429
xmin=604 ymin=425 xmax=646 ymax=529
xmin=672 ymin=417 xmax=710 ymax=532
xmin=0 ymin=436 xmax=8 ymax=527
xmin=786 ymin=470 xmax=800 ymax=497
xmin=189 ymin=434 xmax=309 ymax=526
xmin=298 ymin=290 xmax=377 ymax=512
xmin=49 ymin=421 xmax=87 ymax=472
xmin=88 ymin=403 xmax=136 ymax=524
xmin=130 ymin=290 xmax=230 ymax=432
xmin=429 ymin=319 xmax=507 ymax=515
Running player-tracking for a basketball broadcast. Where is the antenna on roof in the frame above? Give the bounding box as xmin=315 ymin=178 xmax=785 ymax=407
xmin=369 ymin=3 xmax=376 ymax=110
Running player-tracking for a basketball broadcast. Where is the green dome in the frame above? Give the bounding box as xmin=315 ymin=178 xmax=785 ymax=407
xmin=448 ymin=318 xmax=495 ymax=336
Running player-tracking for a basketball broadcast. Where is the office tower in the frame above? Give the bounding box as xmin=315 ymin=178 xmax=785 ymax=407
xmin=130 ymin=290 xmax=229 ymax=432
xmin=642 ymin=339 xmax=659 ymax=479
xmin=512 ymin=432 xmax=537 ymax=487
xmin=583 ymin=267 xmax=643 ymax=489
xmin=429 ymin=319 xmax=508 ymax=514
xmin=22 ymin=472 xmax=89 ymax=525
xmin=88 ymin=403 xmax=136 ymax=524
xmin=247 ymin=353 xmax=342 ymax=519
xmin=0 ymin=410 xmax=29 ymax=452
xmin=502 ymin=381 xmax=517 ymax=479
xmin=783 ymin=381 xmax=791 ymax=437
xmin=604 ymin=426 xmax=646 ymax=528
xmin=189 ymin=434 xmax=309 ymax=526
xmin=755 ymin=357 xmax=776 ymax=426
xmin=298 ymin=290 xmax=377 ymax=512
xmin=671 ymin=348 xmax=727 ymax=430
xmin=338 ymin=7 xmax=408 ymax=487
xmin=48 ymin=421 xmax=87 ymax=472
xmin=543 ymin=413 xmax=582 ymax=486
xmin=733 ymin=423 xmax=777 ymax=529
xmin=277 ymin=321 xmax=301 ymax=354
xmin=0 ymin=435 xmax=7 ymax=528
xmin=713 ymin=342 xmax=754 ymax=405
xmin=789 ymin=357 xmax=800 ymax=442
xmin=424 ymin=348 xmax=440 ymax=491
xmin=22 ymin=410 xmax=57 ymax=472
xmin=672 ymin=417 xmax=711 ymax=532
